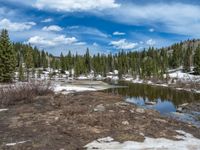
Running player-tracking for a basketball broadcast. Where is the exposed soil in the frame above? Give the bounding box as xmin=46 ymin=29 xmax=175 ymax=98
xmin=0 ymin=92 xmax=200 ymax=150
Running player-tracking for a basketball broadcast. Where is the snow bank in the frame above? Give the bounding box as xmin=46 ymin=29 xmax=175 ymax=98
xmin=85 ymin=130 xmax=200 ymax=150
xmin=169 ymin=71 xmax=200 ymax=82
xmin=54 ymin=84 xmax=96 ymax=94
xmin=77 ymin=76 xmax=89 ymax=80
xmin=124 ymin=77 xmax=133 ymax=81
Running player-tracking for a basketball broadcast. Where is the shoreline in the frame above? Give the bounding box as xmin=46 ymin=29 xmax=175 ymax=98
xmin=123 ymin=78 xmax=200 ymax=94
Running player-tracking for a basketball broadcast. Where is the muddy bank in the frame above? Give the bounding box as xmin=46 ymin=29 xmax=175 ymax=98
xmin=0 ymin=92 xmax=200 ymax=149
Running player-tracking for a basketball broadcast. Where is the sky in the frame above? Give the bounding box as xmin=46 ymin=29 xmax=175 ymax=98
xmin=0 ymin=0 xmax=200 ymax=56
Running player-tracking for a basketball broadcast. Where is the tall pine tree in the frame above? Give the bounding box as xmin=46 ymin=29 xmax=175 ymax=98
xmin=0 ymin=29 xmax=16 ymax=82
xmin=194 ymin=45 xmax=200 ymax=74
xmin=183 ymin=46 xmax=192 ymax=72
xmin=25 ymin=47 xmax=34 ymax=80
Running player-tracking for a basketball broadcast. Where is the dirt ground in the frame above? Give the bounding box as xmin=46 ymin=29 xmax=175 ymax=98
xmin=0 ymin=92 xmax=200 ymax=150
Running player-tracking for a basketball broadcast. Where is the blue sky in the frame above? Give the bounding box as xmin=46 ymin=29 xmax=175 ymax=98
xmin=0 ymin=0 xmax=200 ymax=56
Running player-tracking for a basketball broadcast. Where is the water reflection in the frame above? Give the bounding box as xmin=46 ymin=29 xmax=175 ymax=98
xmin=105 ymin=81 xmax=200 ymax=106
xmin=104 ymin=81 xmax=200 ymax=127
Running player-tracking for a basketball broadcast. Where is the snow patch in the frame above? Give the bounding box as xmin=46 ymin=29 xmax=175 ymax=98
xmin=54 ymin=84 xmax=96 ymax=94
xmin=6 ymin=140 xmax=29 ymax=146
xmin=85 ymin=130 xmax=200 ymax=150
xmin=169 ymin=70 xmax=200 ymax=82
xmin=77 ymin=75 xmax=89 ymax=80
xmin=0 ymin=109 xmax=8 ymax=112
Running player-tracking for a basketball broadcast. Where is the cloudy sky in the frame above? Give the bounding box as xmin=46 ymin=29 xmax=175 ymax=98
xmin=0 ymin=0 xmax=199 ymax=55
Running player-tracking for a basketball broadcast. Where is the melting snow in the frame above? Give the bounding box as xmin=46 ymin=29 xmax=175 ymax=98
xmin=6 ymin=140 xmax=29 ymax=146
xmin=54 ymin=84 xmax=96 ymax=94
xmin=0 ymin=109 xmax=8 ymax=112
xmin=85 ymin=130 xmax=200 ymax=150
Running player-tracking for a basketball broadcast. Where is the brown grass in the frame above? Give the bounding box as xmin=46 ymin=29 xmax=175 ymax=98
xmin=0 ymin=81 xmax=53 ymax=107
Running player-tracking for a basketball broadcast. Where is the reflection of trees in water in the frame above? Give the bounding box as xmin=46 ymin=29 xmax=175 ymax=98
xmin=105 ymin=82 xmax=200 ymax=106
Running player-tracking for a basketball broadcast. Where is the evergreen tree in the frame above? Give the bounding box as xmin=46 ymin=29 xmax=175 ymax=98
xmin=25 ymin=47 xmax=34 ymax=80
xmin=18 ymin=62 xmax=25 ymax=81
xmin=183 ymin=46 xmax=192 ymax=72
xmin=160 ymin=48 xmax=168 ymax=76
xmin=60 ymin=53 xmax=66 ymax=73
xmin=194 ymin=45 xmax=200 ymax=74
xmin=85 ymin=48 xmax=91 ymax=73
xmin=0 ymin=29 xmax=16 ymax=82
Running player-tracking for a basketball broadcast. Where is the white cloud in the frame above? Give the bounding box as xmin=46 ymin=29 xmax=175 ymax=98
xmin=0 ymin=7 xmax=16 ymax=19
xmin=149 ymin=28 xmax=155 ymax=32
xmin=0 ymin=18 xmax=36 ymax=31
xmin=146 ymin=39 xmax=156 ymax=46
xmin=67 ymin=26 xmax=80 ymax=30
xmin=102 ymin=3 xmax=200 ymax=37
xmin=27 ymin=35 xmax=78 ymax=47
xmin=93 ymin=42 xmax=98 ymax=46
xmin=110 ymin=39 xmax=138 ymax=50
xmin=113 ymin=31 xmax=126 ymax=36
xmin=66 ymin=26 xmax=109 ymax=38
xmin=41 ymin=18 xmax=53 ymax=23
xmin=42 ymin=25 xmax=63 ymax=32
xmin=74 ymin=42 xmax=86 ymax=46
xmin=34 ymin=0 xmax=120 ymax=12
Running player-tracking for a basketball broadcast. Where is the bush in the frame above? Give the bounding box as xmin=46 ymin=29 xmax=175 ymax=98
xmin=0 ymin=81 xmax=53 ymax=107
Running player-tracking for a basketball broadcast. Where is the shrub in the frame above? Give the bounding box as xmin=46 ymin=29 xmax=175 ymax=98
xmin=0 ymin=81 xmax=53 ymax=107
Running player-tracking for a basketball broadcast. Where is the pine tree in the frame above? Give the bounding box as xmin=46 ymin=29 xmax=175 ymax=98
xmin=194 ymin=45 xmax=200 ymax=74
xmin=183 ymin=46 xmax=192 ymax=72
xmin=85 ymin=48 xmax=91 ymax=73
xmin=25 ymin=47 xmax=34 ymax=81
xmin=60 ymin=53 xmax=66 ymax=73
xmin=18 ymin=62 xmax=25 ymax=81
xmin=0 ymin=29 xmax=16 ymax=82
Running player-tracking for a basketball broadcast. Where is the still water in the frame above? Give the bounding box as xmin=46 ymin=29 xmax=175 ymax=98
xmin=104 ymin=81 xmax=200 ymax=113
xmin=104 ymin=81 xmax=200 ymax=126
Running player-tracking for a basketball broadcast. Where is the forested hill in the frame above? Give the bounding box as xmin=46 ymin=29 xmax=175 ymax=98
xmin=13 ymin=38 xmax=200 ymax=73
xmin=1 ymin=29 xmax=200 ymax=82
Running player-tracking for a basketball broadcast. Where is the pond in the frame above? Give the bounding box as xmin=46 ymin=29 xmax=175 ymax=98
xmin=103 ymin=81 xmax=200 ymax=127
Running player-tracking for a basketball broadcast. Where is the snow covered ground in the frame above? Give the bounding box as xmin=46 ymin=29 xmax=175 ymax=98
xmin=54 ymin=84 xmax=97 ymax=94
xmin=85 ymin=130 xmax=200 ymax=150
xmin=169 ymin=71 xmax=200 ymax=82
xmin=53 ymin=81 xmax=112 ymax=95
xmin=122 ymin=71 xmax=200 ymax=93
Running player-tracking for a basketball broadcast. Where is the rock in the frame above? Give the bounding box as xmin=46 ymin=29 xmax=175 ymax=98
xmin=55 ymin=117 xmax=59 ymax=121
xmin=120 ymin=110 xmax=125 ymax=113
xmin=115 ymin=102 xmax=129 ymax=107
xmin=122 ymin=121 xmax=129 ymax=125
xmin=176 ymin=107 xmax=183 ymax=113
xmin=136 ymin=108 xmax=145 ymax=114
xmin=109 ymin=110 xmax=114 ymax=113
xmin=154 ymin=118 xmax=167 ymax=123
xmin=145 ymin=101 xmax=156 ymax=105
xmin=94 ymin=104 xmax=105 ymax=112
xmin=130 ymin=109 xmax=135 ymax=113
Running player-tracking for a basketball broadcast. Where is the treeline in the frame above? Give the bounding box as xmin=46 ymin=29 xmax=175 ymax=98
xmin=0 ymin=29 xmax=200 ymax=83
xmin=58 ymin=41 xmax=200 ymax=79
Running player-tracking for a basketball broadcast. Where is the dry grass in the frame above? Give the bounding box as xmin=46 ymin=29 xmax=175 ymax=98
xmin=0 ymin=81 xmax=53 ymax=107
